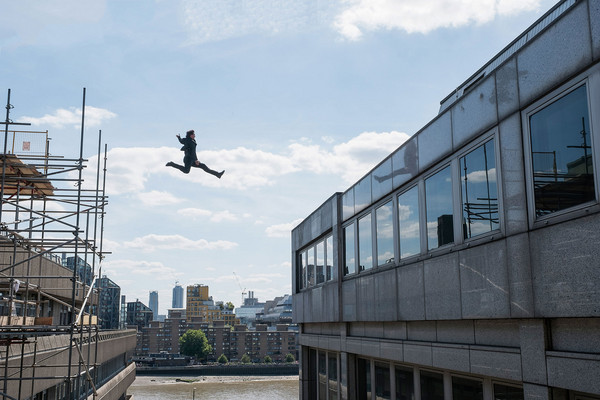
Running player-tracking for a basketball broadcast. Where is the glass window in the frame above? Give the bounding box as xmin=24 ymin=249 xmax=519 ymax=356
xmin=398 ymin=186 xmax=421 ymax=258
xmin=425 ymin=166 xmax=454 ymax=250
xmin=376 ymin=201 xmax=395 ymax=266
xmin=375 ymin=362 xmax=391 ymax=400
xmin=529 ymin=84 xmax=594 ymax=217
xmin=358 ymin=214 xmax=373 ymax=272
xmin=307 ymin=248 xmax=315 ymax=287
xmin=357 ymin=358 xmax=372 ymax=400
xmin=328 ymin=354 xmax=338 ymax=399
xmin=395 ymin=366 xmax=414 ymax=400
xmin=344 ymin=223 xmax=356 ymax=275
xmin=493 ymin=383 xmax=524 ymax=400
xmin=461 ymin=139 xmax=499 ymax=238
xmin=299 ymin=251 xmax=306 ymax=290
xmin=326 ymin=236 xmax=335 ymax=281
xmin=316 ymin=241 xmax=325 ymax=285
xmin=452 ymin=376 xmax=483 ymax=400
xmin=420 ymin=370 xmax=444 ymax=400
xmin=319 ymin=352 xmax=327 ymax=400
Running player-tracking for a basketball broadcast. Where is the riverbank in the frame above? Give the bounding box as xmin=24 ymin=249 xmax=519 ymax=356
xmin=132 ymin=375 xmax=299 ymax=386
xmin=136 ymin=363 xmax=299 ymax=376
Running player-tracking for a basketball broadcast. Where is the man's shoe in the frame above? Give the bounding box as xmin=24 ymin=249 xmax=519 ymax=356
xmin=166 ymin=161 xmax=174 ymax=167
xmin=217 ymin=170 xmax=225 ymax=179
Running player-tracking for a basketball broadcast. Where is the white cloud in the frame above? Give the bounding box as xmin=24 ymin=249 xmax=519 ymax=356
xmin=122 ymin=234 xmax=238 ymax=251
xmin=265 ymin=218 xmax=303 ymax=238
xmin=177 ymin=208 xmax=240 ymax=222
xmin=333 ymin=0 xmax=542 ymax=39
xmin=180 ymin=0 xmax=339 ymax=45
xmin=465 ymin=168 xmax=496 ymax=183
xmin=137 ymin=190 xmax=183 ymax=207
xmin=21 ymin=106 xmax=117 ymax=129
xmin=82 ymin=130 xmax=409 ymax=195
xmin=102 ymin=259 xmax=183 ymax=279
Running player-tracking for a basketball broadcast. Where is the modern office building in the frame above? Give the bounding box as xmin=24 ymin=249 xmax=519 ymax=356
xmin=173 ymin=282 xmax=184 ymax=308
xmin=292 ymin=1 xmax=600 ymax=399
xmin=127 ymin=299 xmax=153 ymax=330
xmin=149 ymin=290 xmax=159 ymax=319
xmin=97 ymin=275 xmax=122 ymax=330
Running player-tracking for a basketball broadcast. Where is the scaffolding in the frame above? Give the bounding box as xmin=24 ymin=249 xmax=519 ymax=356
xmin=0 ymin=88 xmax=111 ymax=400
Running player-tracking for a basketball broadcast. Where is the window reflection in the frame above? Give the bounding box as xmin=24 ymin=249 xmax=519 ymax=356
xmin=318 ymin=352 xmax=327 ymax=400
xmin=376 ymin=201 xmax=394 ymax=266
xmin=461 ymin=139 xmax=499 ymax=238
xmin=300 ymin=251 xmax=306 ymax=290
xmin=326 ymin=236 xmax=335 ymax=281
xmin=375 ymin=363 xmax=391 ymax=400
xmin=328 ymin=354 xmax=338 ymax=399
xmin=452 ymin=376 xmax=483 ymax=400
xmin=307 ymin=248 xmax=315 ymax=287
xmin=359 ymin=214 xmax=373 ymax=272
xmin=420 ymin=370 xmax=444 ymax=400
xmin=493 ymin=383 xmax=524 ymax=400
xmin=344 ymin=224 xmax=356 ymax=275
xmin=425 ymin=166 xmax=454 ymax=250
xmin=395 ymin=366 xmax=414 ymax=400
xmin=398 ymin=186 xmax=421 ymax=258
xmin=316 ymin=241 xmax=325 ymax=285
xmin=529 ymin=84 xmax=595 ymax=217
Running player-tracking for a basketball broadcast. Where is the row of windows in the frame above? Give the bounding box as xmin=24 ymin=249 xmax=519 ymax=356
xmin=337 ymin=79 xmax=596 ymax=277
xmin=343 ymin=135 xmax=499 ymax=275
xmin=299 ymin=235 xmax=336 ymax=290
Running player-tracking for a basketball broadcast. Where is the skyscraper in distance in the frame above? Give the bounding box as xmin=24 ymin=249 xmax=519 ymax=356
xmin=172 ymin=282 xmax=184 ymax=308
xmin=149 ymin=291 xmax=159 ymax=320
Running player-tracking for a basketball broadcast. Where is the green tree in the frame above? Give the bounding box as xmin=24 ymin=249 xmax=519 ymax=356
xmin=217 ymin=354 xmax=228 ymax=364
xmin=285 ymin=353 xmax=295 ymax=363
xmin=263 ymin=355 xmax=272 ymax=363
xmin=225 ymin=301 xmax=235 ymax=310
xmin=179 ymin=329 xmax=212 ymax=361
xmin=240 ymin=354 xmax=251 ymax=364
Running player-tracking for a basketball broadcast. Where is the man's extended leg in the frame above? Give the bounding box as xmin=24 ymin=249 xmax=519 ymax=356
xmin=194 ymin=162 xmax=224 ymax=178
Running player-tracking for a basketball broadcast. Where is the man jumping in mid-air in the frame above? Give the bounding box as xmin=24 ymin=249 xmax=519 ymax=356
xmin=166 ymin=130 xmax=224 ymax=179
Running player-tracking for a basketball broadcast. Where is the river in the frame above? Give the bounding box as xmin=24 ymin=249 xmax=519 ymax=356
xmin=129 ymin=375 xmax=299 ymax=400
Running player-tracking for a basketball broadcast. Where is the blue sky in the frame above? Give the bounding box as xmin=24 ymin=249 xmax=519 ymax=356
xmin=1 ymin=0 xmax=557 ymax=314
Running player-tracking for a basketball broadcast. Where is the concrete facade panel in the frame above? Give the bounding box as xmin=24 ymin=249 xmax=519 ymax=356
xmin=392 ymin=137 xmax=419 ymax=190
xmin=404 ymin=342 xmax=433 ymax=366
xmin=417 ymin=112 xmax=452 ymax=173
xmin=397 ymin=263 xmax=426 ymax=320
xmin=372 ymin=158 xmax=393 ymax=202
xmin=498 ymin=113 xmax=528 ymax=236
xmin=380 ymin=340 xmax=403 ymax=362
xmin=591 ymin=0 xmax=600 ymax=60
xmin=431 ymin=344 xmax=470 ymax=372
xmin=469 ymin=348 xmax=522 ymax=381
xmin=451 ymin=76 xmax=498 ymax=149
xmin=357 ymin=275 xmax=376 ymax=321
xmin=546 ymin=354 xmax=600 ymax=395
xmin=383 ymin=322 xmax=408 ymax=341
xmin=342 ymin=280 xmax=357 ymax=321
xmin=361 ymin=339 xmax=381 ymax=359
xmin=407 ymin=321 xmax=437 ymax=342
xmin=424 ymin=254 xmax=462 ymax=320
xmin=519 ymin=320 xmax=548 ymax=385
xmin=324 ymin=283 xmax=340 ymax=322
xmin=474 ymin=320 xmax=520 ymax=348
xmin=436 ymin=320 xmax=475 ymax=345
xmin=375 ymin=269 xmax=398 ymax=321
xmin=517 ymin=2 xmax=593 ymax=106
xmin=459 ymin=241 xmax=510 ymax=319
xmin=551 ymin=318 xmax=600 ymax=353
xmin=495 ymin=59 xmax=520 ymax=121
xmin=311 ymin=286 xmax=323 ymax=322
xmin=530 ymin=214 xmax=600 ymax=317
xmin=506 ymin=234 xmax=535 ymax=318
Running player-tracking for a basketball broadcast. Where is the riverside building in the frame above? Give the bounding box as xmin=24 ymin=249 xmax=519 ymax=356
xmin=292 ymin=1 xmax=600 ymax=399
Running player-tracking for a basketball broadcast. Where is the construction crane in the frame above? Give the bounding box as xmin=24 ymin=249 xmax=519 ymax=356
xmin=233 ymin=271 xmax=246 ymax=306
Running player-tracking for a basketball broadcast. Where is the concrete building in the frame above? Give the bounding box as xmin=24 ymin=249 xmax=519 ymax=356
xmin=172 ymin=282 xmax=184 ymax=308
xmin=292 ymin=1 xmax=600 ymax=399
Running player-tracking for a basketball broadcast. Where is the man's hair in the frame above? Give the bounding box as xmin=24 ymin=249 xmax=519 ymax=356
xmin=185 ymin=130 xmax=195 ymax=138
